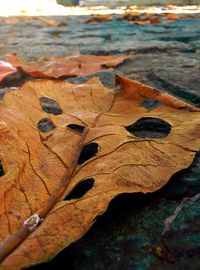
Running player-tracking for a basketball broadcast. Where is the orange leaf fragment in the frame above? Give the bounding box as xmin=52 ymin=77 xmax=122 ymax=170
xmin=0 ymin=61 xmax=16 ymax=82
xmin=36 ymin=16 xmax=65 ymax=27
xmin=164 ymin=13 xmax=196 ymax=21
xmin=86 ymin=14 xmax=112 ymax=23
xmin=123 ymin=11 xmax=140 ymax=21
xmin=0 ymin=75 xmax=200 ymax=269
xmin=2 ymin=16 xmax=64 ymax=27
xmin=164 ymin=13 xmax=180 ymax=21
xmin=134 ymin=16 xmax=161 ymax=25
xmin=123 ymin=12 xmax=161 ymax=24
xmin=6 ymin=54 xmax=127 ymax=78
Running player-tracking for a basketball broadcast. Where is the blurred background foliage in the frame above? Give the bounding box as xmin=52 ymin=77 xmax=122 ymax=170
xmin=57 ymin=0 xmax=79 ymax=5
xmin=57 ymin=0 xmax=199 ymax=6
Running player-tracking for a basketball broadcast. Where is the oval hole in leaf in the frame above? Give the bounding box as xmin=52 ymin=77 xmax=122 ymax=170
xmin=64 ymin=178 xmax=95 ymax=200
xmin=78 ymin=143 xmax=98 ymax=165
xmin=126 ymin=117 xmax=171 ymax=139
xmin=0 ymin=162 xmax=5 ymax=176
xmin=39 ymin=97 xmax=62 ymax=115
xmin=37 ymin=118 xmax=55 ymax=133
xmin=67 ymin=124 xmax=85 ymax=134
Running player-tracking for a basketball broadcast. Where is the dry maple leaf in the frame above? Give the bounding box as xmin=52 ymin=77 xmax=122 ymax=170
xmin=0 ymin=75 xmax=200 ymax=269
xmin=0 ymin=61 xmax=16 ymax=82
xmin=6 ymin=54 xmax=127 ymax=79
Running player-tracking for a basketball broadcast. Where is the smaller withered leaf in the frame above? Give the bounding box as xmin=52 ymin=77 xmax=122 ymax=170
xmin=6 ymin=54 xmax=127 ymax=79
xmin=0 ymin=75 xmax=200 ymax=269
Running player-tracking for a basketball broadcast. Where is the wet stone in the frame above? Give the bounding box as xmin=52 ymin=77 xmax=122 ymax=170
xmin=67 ymin=70 xmax=115 ymax=88
xmin=1 ymin=15 xmax=200 ymax=59
xmin=39 ymin=97 xmax=62 ymax=115
xmin=37 ymin=118 xmax=56 ymax=133
xmin=126 ymin=117 xmax=171 ymax=139
xmin=140 ymin=98 xmax=163 ymax=110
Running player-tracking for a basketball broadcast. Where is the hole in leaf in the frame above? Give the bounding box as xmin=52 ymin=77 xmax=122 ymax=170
xmin=126 ymin=117 xmax=171 ymax=139
xmin=67 ymin=124 xmax=85 ymax=134
xmin=64 ymin=178 xmax=95 ymax=200
xmin=140 ymin=98 xmax=163 ymax=110
xmin=39 ymin=97 xmax=62 ymax=115
xmin=0 ymin=162 xmax=5 ymax=176
xmin=37 ymin=118 xmax=55 ymax=133
xmin=78 ymin=143 xmax=98 ymax=165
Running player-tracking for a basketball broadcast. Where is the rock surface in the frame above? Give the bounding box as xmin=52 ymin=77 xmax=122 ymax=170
xmin=0 ymin=14 xmax=200 ymax=270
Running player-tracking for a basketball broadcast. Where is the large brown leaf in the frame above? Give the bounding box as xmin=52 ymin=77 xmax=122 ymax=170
xmin=0 ymin=75 xmax=200 ymax=269
xmin=6 ymin=54 xmax=127 ymax=78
